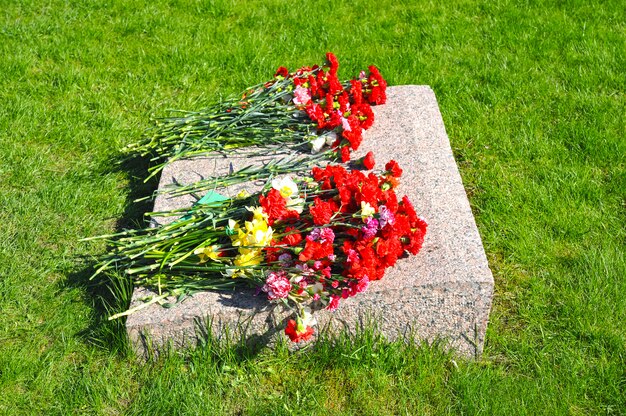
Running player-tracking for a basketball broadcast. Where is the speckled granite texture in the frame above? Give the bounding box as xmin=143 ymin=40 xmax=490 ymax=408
xmin=126 ymin=85 xmax=494 ymax=358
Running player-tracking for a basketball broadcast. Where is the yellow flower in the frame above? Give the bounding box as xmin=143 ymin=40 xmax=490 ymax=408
xmin=194 ymin=245 xmax=221 ymax=263
xmin=244 ymin=218 xmax=273 ymax=247
xmin=228 ymin=219 xmax=247 ymax=247
xmin=231 ymin=249 xmax=263 ymax=277
xmin=246 ymin=206 xmax=268 ymax=222
xmin=360 ymin=201 xmax=376 ymax=221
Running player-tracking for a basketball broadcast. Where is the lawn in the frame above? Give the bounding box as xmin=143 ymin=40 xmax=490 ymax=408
xmin=1 ymin=0 xmax=624 ymax=414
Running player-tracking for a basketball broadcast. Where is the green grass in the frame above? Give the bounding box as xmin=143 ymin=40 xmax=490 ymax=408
xmin=1 ymin=0 xmax=624 ymax=414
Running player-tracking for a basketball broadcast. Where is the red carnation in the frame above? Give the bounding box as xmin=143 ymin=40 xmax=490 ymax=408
xmin=308 ymin=74 xmax=319 ymax=97
xmin=368 ymin=65 xmax=383 ymax=81
xmin=404 ymin=213 xmax=428 ymax=255
xmin=310 ymin=197 xmax=339 ymax=225
xmin=405 ymin=228 xmax=426 ymax=255
xmin=340 ymin=146 xmax=351 ymax=163
xmin=305 ymin=102 xmax=326 ymax=128
xmin=368 ymin=87 xmax=386 ymax=105
xmin=259 ymin=189 xmax=286 ymax=222
xmin=327 ymin=109 xmax=342 ymax=129
xmin=311 ymin=166 xmax=324 ymax=181
xmin=366 ymin=65 xmax=387 ymax=105
xmin=298 ymin=240 xmax=320 ymax=262
xmin=274 ymin=66 xmax=289 ymax=78
xmin=350 ymin=79 xmax=363 ymax=105
xmin=299 ymin=239 xmax=334 ymax=262
xmin=285 ymin=319 xmax=314 ymax=343
xmin=355 ymin=103 xmax=375 ymax=130
xmin=281 ymin=227 xmax=303 ymax=247
xmin=338 ymin=91 xmax=350 ymax=113
xmin=363 ymin=151 xmax=375 ymax=170
xmin=375 ymin=237 xmax=402 ymax=268
xmin=326 ymin=52 xmax=339 ymax=75
xmin=380 ymin=189 xmax=399 ymax=213
xmin=316 ymin=70 xmax=326 ymax=92
xmin=385 ymin=160 xmax=403 ymax=178
xmin=338 ymin=183 xmax=354 ymax=209
xmin=399 ymin=195 xmax=419 ymax=225
xmin=327 ymin=73 xmax=344 ymax=96
xmin=259 ymin=189 xmax=299 ymax=225
xmin=325 ymin=93 xmax=335 ymax=113
xmin=342 ymin=128 xmax=362 ymax=151
xmin=263 ymin=246 xmax=280 ymax=263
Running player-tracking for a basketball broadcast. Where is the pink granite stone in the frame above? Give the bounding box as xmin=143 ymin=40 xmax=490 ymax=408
xmin=126 ymin=85 xmax=494 ymax=358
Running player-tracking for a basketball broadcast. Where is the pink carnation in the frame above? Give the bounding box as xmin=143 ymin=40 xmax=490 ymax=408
xmin=293 ymin=86 xmax=311 ymax=106
xmin=354 ymin=276 xmax=369 ymax=295
xmin=346 ymin=249 xmax=359 ymax=264
xmin=262 ymin=271 xmax=292 ymax=300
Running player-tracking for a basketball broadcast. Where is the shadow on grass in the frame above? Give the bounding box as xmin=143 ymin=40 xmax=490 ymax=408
xmin=64 ymin=154 xmax=159 ymax=356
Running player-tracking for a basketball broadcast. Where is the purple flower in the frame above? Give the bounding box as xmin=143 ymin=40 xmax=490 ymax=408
xmin=378 ymin=205 xmax=395 ymax=228
xmin=362 ymin=217 xmax=379 ymax=240
xmin=278 ymin=253 xmax=293 ymax=266
xmin=307 ymin=227 xmax=335 ymax=243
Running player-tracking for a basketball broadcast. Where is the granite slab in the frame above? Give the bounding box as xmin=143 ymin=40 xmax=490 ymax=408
xmin=126 ymin=85 xmax=494 ymax=358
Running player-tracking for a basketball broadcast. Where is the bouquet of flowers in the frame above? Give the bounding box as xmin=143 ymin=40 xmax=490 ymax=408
xmin=124 ymin=53 xmax=388 ymax=181
xmin=89 ymin=160 xmax=426 ymax=342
